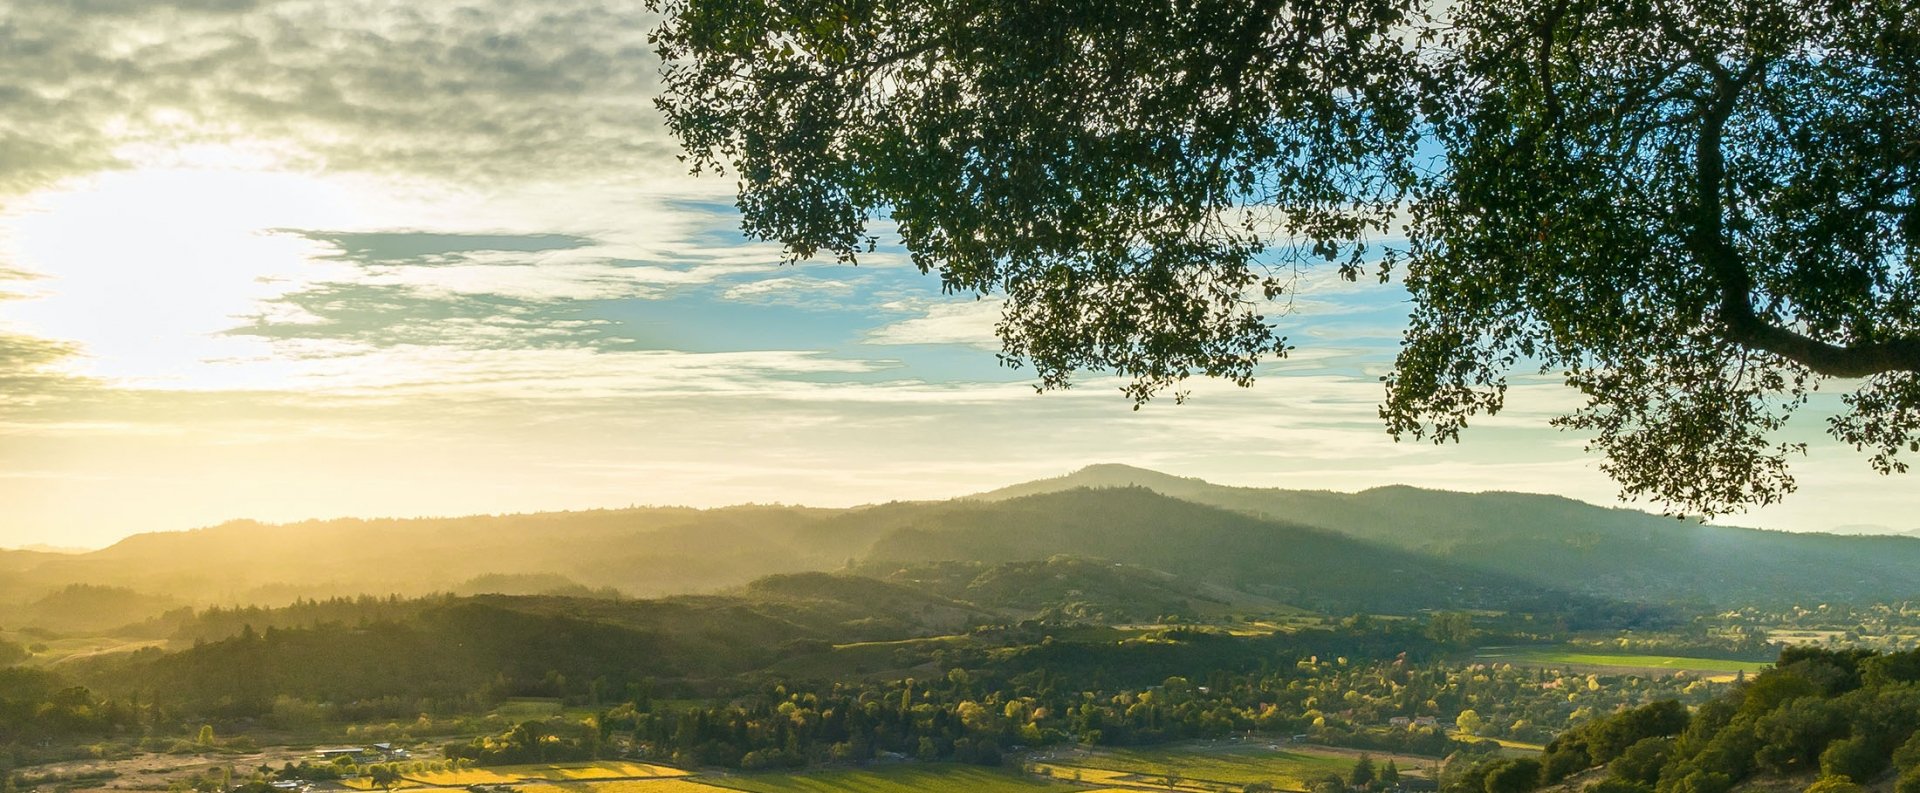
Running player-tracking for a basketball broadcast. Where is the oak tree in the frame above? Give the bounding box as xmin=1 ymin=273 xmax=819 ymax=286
xmin=648 ymin=0 xmax=1920 ymax=514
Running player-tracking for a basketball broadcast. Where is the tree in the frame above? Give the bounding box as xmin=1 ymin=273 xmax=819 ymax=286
xmin=1820 ymin=737 xmax=1886 ymax=783
xmin=1483 ymin=758 xmax=1544 ymax=793
xmin=1457 ymin=710 xmax=1485 ymax=736
xmin=367 ymin=764 xmax=402 ymax=791
xmin=649 ymin=0 xmax=1920 ymax=515
xmin=1353 ymin=755 xmax=1379 ymax=789
xmin=1899 ymin=769 xmax=1920 ymax=793
xmin=1613 ymin=738 xmax=1674 ymax=785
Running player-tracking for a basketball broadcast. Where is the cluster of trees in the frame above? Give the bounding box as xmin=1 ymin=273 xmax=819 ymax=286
xmin=443 ymin=719 xmax=604 ymax=765
xmin=1250 ymin=654 xmax=1719 ymax=747
xmin=1448 ymin=648 xmax=1920 ymax=793
xmin=1711 ymin=603 xmax=1920 ymax=654
xmin=575 ymin=647 xmax=1719 ymax=771
xmin=0 ymin=667 xmax=145 ymax=745
xmin=1566 ymin=624 xmax=1781 ymax=663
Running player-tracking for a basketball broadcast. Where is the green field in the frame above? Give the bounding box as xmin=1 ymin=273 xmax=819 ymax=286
xmin=1476 ymin=646 xmax=1770 ymax=674
xmin=0 ymin=631 xmax=173 ymax=667
xmin=1032 ymin=742 xmax=1418 ymax=792
xmin=709 ymin=764 xmax=1084 ymax=793
xmin=518 ymin=781 xmax=741 ymax=793
xmin=492 ymin=697 xmax=568 ymax=719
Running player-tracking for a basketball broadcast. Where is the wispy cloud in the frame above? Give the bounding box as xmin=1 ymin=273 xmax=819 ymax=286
xmin=864 ymin=297 xmax=1004 ymax=349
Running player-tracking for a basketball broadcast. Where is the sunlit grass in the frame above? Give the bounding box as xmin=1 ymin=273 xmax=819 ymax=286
xmin=1475 ymin=646 xmax=1769 ymax=674
xmin=516 ymin=780 xmax=741 ymax=793
xmin=706 ymin=763 xmax=1082 ymax=793
xmin=1030 ymin=741 xmax=1428 ymax=792
xmin=338 ymin=761 xmax=688 ymax=789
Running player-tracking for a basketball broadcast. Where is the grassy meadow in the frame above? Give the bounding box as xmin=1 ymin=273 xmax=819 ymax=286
xmin=1474 ymin=646 xmax=1771 ymax=675
xmin=339 ymin=761 xmax=688 ymax=790
xmin=1028 ymin=742 xmax=1432 ymax=792
xmin=708 ymin=764 xmax=1085 ymax=793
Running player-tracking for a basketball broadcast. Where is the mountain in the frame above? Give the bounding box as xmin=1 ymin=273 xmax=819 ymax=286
xmin=852 ymin=487 xmax=1625 ymax=618
xmin=975 ymin=464 xmax=1920 ymax=605
xmin=6 ymin=485 xmax=1630 ymax=632
xmin=14 ymin=463 xmax=1914 ymax=631
xmin=1827 ymin=523 xmax=1920 ymax=536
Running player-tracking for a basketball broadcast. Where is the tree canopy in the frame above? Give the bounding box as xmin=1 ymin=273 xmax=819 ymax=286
xmin=647 ymin=0 xmax=1920 ymax=514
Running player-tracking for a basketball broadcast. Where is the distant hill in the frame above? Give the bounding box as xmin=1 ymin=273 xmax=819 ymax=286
xmin=974 ymin=464 xmax=1920 ymax=605
xmin=12 ymin=584 xmax=182 ymax=634
xmin=13 ymin=463 xmax=1915 ymax=631
xmin=3 ymin=504 xmax=871 ymax=614
xmin=851 ymin=487 xmax=1630 ymax=618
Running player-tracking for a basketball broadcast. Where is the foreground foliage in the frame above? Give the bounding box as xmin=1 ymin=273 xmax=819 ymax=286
xmin=1453 ymin=647 xmax=1920 ymax=793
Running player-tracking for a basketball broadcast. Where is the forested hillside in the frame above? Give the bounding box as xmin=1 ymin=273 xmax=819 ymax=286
xmin=980 ymin=465 xmax=1920 ymax=606
xmin=860 ymin=488 xmax=1635 ymax=619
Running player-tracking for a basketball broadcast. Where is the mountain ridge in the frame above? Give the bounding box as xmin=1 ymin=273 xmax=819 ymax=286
xmin=976 ymin=464 xmax=1920 ymax=605
xmin=8 ymin=464 xmax=1916 ymax=625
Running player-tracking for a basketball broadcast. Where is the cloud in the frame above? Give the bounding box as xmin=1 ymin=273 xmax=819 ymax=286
xmin=864 ymin=297 xmax=1004 ymax=348
xmin=0 ymin=0 xmax=674 ymax=191
xmin=721 ymin=275 xmax=858 ymax=309
xmin=0 ymin=331 xmax=92 ymax=408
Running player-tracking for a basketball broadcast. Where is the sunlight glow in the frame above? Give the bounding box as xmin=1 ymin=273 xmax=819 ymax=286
xmin=1 ymin=156 xmax=380 ymax=387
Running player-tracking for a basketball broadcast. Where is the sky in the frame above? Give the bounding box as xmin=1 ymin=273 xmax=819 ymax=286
xmin=0 ymin=0 xmax=1913 ymax=549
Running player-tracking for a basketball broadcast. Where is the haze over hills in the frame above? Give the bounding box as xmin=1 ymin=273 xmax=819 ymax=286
xmin=977 ymin=464 xmax=1920 ymax=605
xmin=855 ymin=487 xmax=1614 ymax=617
xmin=5 ymin=465 xmax=1918 ymax=633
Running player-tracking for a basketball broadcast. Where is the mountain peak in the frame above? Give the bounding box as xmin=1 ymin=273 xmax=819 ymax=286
xmin=972 ymin=463 xmax=1209 ymax=501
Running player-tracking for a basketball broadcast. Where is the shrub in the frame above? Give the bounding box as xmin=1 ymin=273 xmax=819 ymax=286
xmin=1483 ymin=758 xmax=1543 ymax=793
xmin=1896 ymin=732 xmax=1920 ymax=772
xmin=1613 ymin=738 xmax=1673 ymax=785
xmin=1820 ymin=737 xmax=1886 ymax=782
xmin=1897 ymin=770 xmax=1920 ymax=793
xmin=1803 ymin=776 xmax=1863 ymax=793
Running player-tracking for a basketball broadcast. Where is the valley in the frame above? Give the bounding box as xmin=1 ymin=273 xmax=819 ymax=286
xmin=4 ymin=468 xmax=1918 ymax=793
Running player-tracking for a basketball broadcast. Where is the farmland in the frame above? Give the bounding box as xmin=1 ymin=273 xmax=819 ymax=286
xmin=1473 ymin=645 xmax=1771 ymax=675
xmin=339 ymin=761 xmax=689 ymax=790
xmin=1027 ymin=741 xmax=1436 ymax=793
xmin=706 ymin=763 xmax=1086 ymax=793
xmin=517 ymin=781 xmax=743 ymax=793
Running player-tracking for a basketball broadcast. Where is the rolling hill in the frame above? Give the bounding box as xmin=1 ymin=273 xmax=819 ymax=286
xmin=974 ymin=464 xmax=1920 ymax=605
xmin=853 ymin=487 xmax=1616 ymax=616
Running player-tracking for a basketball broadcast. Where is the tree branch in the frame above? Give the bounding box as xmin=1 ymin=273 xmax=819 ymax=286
xmin=1689 ymin=60 xmax=1920 ymax=378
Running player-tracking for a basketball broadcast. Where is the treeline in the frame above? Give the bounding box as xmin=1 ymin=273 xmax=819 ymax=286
xmin=76 ymin=606 xmax=676 ymax=720
xmin=148 ymin=594 xmax=453 ymax=643
xmin=1451 ymin=648 xmax=1920 ymax=793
